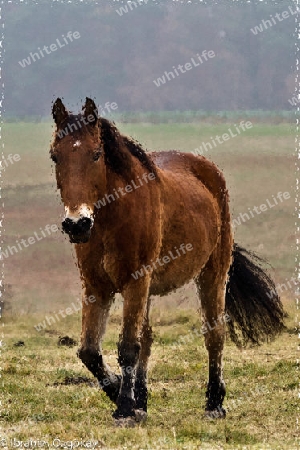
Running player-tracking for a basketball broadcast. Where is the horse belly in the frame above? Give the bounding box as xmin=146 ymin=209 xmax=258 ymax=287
xmin=149 ymin=194 xmax=220 ymax=296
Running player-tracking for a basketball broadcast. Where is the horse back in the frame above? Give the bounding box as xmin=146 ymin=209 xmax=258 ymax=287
xmin=152 ymin=151 xmax=227 ymax=205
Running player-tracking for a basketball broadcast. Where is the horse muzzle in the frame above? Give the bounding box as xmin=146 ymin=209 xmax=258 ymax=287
xmin=62 ymin=216 xmax=94 ymax=243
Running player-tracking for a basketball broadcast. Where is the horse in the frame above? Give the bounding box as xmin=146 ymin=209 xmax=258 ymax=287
xmin=50 ymin=97 xmax=284 ymax=425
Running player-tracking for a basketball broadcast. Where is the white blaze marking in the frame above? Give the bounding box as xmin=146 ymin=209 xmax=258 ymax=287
xmin=64 ymin=204 xmax=94 ymax=225
xmin=73 ymin=140 xmax=81 ymax=148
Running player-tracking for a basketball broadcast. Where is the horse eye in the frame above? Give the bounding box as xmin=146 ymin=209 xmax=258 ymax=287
xmin=93 ymin=151 xmax=101 ymax=162
xmin=51 ymin=154 xmax=58 ymax=164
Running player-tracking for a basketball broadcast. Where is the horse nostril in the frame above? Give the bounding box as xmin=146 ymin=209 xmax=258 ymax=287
xmin=62 ymin=218 xmax=74 ymax=233
xmin=77 ymin=217 xmax=92 ymax=233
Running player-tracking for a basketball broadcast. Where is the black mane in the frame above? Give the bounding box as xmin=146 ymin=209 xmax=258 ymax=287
xmin=99 ymin=117 xmax=158 ymax=179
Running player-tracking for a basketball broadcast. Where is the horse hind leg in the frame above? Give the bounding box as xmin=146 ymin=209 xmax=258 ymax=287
xmin=195 ymin=254 xmax=230 ymax=418
xmin=77 ymin=288 xmax=121 ymax=403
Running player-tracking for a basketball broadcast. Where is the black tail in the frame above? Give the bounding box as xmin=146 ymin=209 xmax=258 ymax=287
xmin=225 ymin=244 xmax=285 ymax=347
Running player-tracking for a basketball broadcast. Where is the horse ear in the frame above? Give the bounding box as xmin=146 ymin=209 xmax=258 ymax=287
xmin=52 ymin=98 xmax=68 ymax=127
xmin=83 ymin=97 xmax=98 ymax=127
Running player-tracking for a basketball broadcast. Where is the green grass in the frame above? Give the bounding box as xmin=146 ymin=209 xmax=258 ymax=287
xmin=1 ymin=121 xmax=297 ymax=448
xmin=1 ymin=303 xmax=297 ymax=449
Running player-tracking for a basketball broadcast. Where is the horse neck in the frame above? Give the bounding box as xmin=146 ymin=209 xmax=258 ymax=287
xmin=98 ymin=118 xmax=156 ymax=206
xmin=102 ymin=128 xmax=146 ymax=190
xmin=105 ymin=148 xmax=145 ymax=193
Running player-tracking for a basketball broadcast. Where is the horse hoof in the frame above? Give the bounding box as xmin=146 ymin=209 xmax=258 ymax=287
xmin=204 ymin=407 xmax=226 ymax=419
xmin=114 ymin=416 xmax=137 ymax=428
xmin=113 ymin=408 xmax=147 ymax=427
xmin=134 ymin=409 xmax=147 ymax=423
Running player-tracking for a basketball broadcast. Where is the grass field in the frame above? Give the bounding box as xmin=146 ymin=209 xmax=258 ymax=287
xmin=1 ymin=121 xmax=297 ymax=449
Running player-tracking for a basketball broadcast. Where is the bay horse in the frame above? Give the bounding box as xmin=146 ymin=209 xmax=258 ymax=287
xmin=50 ymin=98 xmax=284 ymax=425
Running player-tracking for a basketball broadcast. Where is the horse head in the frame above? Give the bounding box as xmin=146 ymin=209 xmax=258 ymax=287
xmin=51 ymin=97 xmax=105 ymax=243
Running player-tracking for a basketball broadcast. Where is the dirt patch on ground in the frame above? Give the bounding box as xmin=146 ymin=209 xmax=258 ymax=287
xmin=51 ymin=376 xmax=97 ymax=387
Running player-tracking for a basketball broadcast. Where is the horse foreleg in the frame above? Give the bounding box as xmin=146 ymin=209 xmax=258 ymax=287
xmin=113 ymin=276 xmax=151 ymax=421
xmin=134 ymin=297 xmax=153 ymax=412
xmin=77 ymin=288 xmax=121 ymax=403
